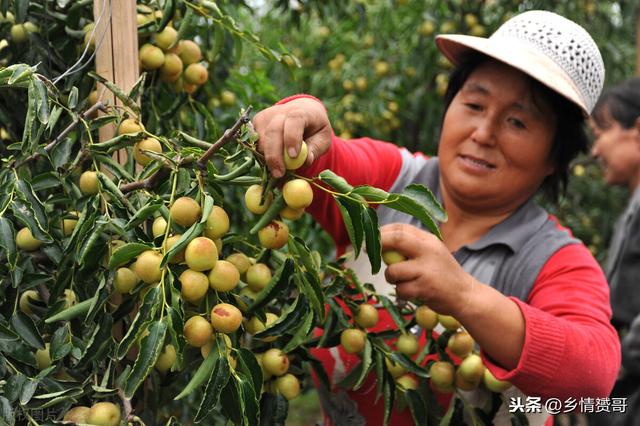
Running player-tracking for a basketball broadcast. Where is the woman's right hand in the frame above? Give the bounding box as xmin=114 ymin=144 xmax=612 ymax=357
xmin=252 ymin=97 xmax=333 ymax=178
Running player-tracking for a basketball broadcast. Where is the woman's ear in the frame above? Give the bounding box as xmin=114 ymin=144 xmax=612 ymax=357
xmin=634 ymin=117 xmax=640 ymax=141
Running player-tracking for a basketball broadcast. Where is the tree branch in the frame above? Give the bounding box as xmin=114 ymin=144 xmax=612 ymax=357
xmin=120 ymin=107 xmax=253 ymax=193
xmin=196 ymin=106 xmax=252 ymax=171
xmin=13 ymin=101 xmax=108 ymax=168
xmin=120 ymin=167 xmax=170 ymax=194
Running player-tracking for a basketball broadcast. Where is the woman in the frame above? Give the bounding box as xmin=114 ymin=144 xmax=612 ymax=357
xmin=253 ymin=10 xmax=620 ymax=425
xmin=589 ymin=78 xmax=640 ymax=426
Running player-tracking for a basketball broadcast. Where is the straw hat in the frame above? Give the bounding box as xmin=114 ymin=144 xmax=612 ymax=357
xmin=436 ymin=10 xmax=604 ymax=116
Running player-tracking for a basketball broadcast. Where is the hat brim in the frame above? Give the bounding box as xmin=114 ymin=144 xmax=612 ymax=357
xmin=435 ymin=34 xmax=588 ymax=116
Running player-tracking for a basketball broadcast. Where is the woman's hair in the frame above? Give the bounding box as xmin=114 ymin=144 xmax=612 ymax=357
xmin=592 ymin=78 xmax=640 ymax=130
xmin=440 ymin=53 xmax=588 ymax=203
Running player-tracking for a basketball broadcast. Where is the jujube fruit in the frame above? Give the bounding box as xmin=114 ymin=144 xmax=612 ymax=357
xmin=86 ymin=402 xmax=121 ymax=426
xmin=204 ymin=206 xmax=230 ymax=239
xmin=155 ymin=344 xmax=177 ymax=373
xmin=184 ymin=237 xmax=218 ymax=271
xmin=258 ymin=220 xmax=289 ymax=249
xmin=340 ymin=328 xmax=366 ymax=354
xmin=382 ymin=250 xmax=406 ymax=265
xmin=210 ymin=303 xmax=242 ymax=334
xmin=275 ymin=373 xmax=300 ymax=400
xmin=135 ymin=250 xmax=163 ymax=284
xmin=79 ymin=171 xmax=100 ymax=195
xmin=179 ymin=269 xmax=209 ymax=303
xmin=208 ymin=260 xmax=240 ymax=292
xmin=245 ymin=263 xmax=272 ymax=292
xmin=282 ymin=179 xmax=314 ymax=209
xmin=262 ymin=348 xmax=289 ymax=376
xmin=245 ymin=185 xmax=273 ymax=214
xmin=16 ymin=227 xmax=42 ymax=251
xmin=415 ymin=305 xmax=438 ymax=330
xmin=284 ymin=141 xmax=308 ymax=170
xmin=396 ymin=333 xmax=419 ymax=356
xmin=354 ymin=304 xmax=379 ymax=329
xmin=133 ymin=137 xmax=162 ymax=166
xmin=184 ymin=316 xmax=214 ymax=347
xmin=170 ymin=196 xmax=201 ymax=227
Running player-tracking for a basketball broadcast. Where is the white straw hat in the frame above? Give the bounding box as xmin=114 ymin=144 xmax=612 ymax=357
xmin=435 ymin=10 xmax=604 ymax=116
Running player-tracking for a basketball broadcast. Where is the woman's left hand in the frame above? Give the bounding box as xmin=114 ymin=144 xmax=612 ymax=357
xmin=381 ymin=223 xmax=475 ymax=316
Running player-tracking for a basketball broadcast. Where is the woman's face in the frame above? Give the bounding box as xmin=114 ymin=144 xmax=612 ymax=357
xmin=590 ymin=108 xmax=640 ymax=189
xmin=438 ymin=60 xmax=557 ymax=214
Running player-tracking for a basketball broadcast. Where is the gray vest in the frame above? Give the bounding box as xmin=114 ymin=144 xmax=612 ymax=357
xmin=380 ymin=152 xmax=579 ymax=302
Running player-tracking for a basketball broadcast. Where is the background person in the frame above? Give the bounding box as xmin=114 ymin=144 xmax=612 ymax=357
xmin=589 ymin=78 xmax=640 ymax=426
xmin=253 ymin=10 xmax=620 ymax=425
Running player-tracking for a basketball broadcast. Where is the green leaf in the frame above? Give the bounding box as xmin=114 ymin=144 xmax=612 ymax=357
xmin=377 ymin=295 xmax=407 ymax=333
xmin=0 ymin=339 xmax=36 ymax=367
xmin=0 ymin=396 xmax=14 ymax=426
xmin=194 ymin=340 xmax=231 ymax=422
xmin=236 ymin=348 xmax=263 ymax=392
xmin=13 ymin=0 xmax=28 ymax=23
xmin=254 ymin=296 xmax=308 ymax=340
xmin=386 ymin=351 xmax=428 ymax=378
xmin=33 ymin=78 xmax=49 ymax=124
xmin=108 ymin=243 xmax=152 ymax=269
xmin=385 ymin=184 xmax=445 ymax=239
xmin=353 ymin=339 xmax=373 ymax=390
xmin=234 ymin=370 xmax=260 ymax=426
xmin=10 ymin=312 xmax=44 ymax=349
xmin=246 ymin=258 xmax=293 ymax=314
xmin=157 ymin=0 xmax=176 ymax=32
xmin=281 ymin=311 xmax=314 ymax=353
xmin=97 ymin=172 xmax=128 ymax=208
xmin=16 ymin=178 xmax=50 ymax=230
xmin=95 ymin=154 xmax=135 ymax=181
xmin=117 ymin=287 xmax=161 ymax=359
xmin=77 ymin=221 xmax=107 ymax=266
xmin=67 ymin=86 xmax=79 ymax=110
xmin=318 ymin=169 xmax=354 ymax=193
xmin=11 ymin=196 xmax=51 ymax=243
xmin=124 ymin=320 xmax=167 ymax=398
xmin=293 ymin=272 xmax=324 ymax=321
xmin=125 ymin=204 xmax=163 ymax=232
xmin=406 ymin=390 xmax=428 ymax=425
xmin=5 ymin=373 xmax=26 ymax=403
xmin=336 ymin=198 xmax=364 ymax=257
xmin=362 ymin=206 xmax=381 ymax=274
xmin=78 ymin=315 xmax=114 ymax=367
xmin=174 ymin=340 xmax=219 ymax=400
xmin=50 ymin=325 xmax=72 ymax=361
xmin=19 ymin=378 xmax=38 ymax=405
xmin=0 ymin=324 xmax=19 ymax=341
xmin=44 ymin=298 xmax=93 ymax=324
xmin=88 ymin=71 xmax=140 ymax=116
xmin=259 ymin=393 xmax=288 ymax=426
xmin=383 ymin=372 xmax=395 ymax=426
xmin=352 ymin=185 xmax=389 ymax=201
xmin=289 ymin=236 xmax=319 ymax=276
xmin=0 ymin=217 xmax=17 ymax=270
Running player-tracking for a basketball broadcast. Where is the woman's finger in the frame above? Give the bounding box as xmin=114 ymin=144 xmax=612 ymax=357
xmin=380 ymin=223 xmax=435 ymax=259
xmin=261 ymin=113 xmax=287 ymax=178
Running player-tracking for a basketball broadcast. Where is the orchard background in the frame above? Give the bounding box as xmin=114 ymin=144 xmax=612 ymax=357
xmin=0 ymin=1 xmax=637 ymax=425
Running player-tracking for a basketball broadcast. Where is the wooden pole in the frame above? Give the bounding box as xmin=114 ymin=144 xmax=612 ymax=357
xmin=93 ymin=0 xmax=139 ymax=156
xmin=93 ymin=0 xmax=139 ymax=358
